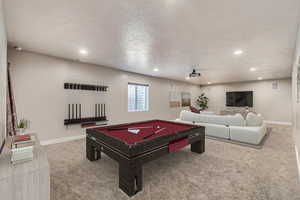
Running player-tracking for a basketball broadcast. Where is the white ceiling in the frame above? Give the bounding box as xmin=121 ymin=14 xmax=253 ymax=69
xmin=3 ymin=0 xmax=300 ymax=85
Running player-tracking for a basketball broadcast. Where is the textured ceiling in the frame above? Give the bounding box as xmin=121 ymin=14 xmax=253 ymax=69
xmin=3 ymin=0 xmax=300 ymax=84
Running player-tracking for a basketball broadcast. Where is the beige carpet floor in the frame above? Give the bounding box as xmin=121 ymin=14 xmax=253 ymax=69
xmin=47 ymin=124 xmax=300 ymax=200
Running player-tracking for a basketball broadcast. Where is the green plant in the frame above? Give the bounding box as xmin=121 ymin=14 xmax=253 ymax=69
xmin=196 ymin=93 xmax=209 ymax=110
xmin=17 ymin=119 xmax=29 ymax=129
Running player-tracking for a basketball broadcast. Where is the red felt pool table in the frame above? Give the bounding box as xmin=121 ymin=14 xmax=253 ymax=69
xmin=86 ymin=120 xmax=205 ymax=196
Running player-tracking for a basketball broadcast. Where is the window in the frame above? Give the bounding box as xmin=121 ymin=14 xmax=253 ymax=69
xmin=128 ymin=83 xmax=149 ymax=112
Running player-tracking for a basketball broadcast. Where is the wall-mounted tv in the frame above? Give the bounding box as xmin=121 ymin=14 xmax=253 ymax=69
xmin=226 ymin=91 xmax=253 ymax=107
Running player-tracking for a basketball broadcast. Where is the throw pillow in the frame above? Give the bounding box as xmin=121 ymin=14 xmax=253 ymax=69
xmin=246 ymin=112 xmax=263 ymax=126
xmin=233 ymin=113 xmax=246 ymax=126
xmin=189 ymin=106 xmax=200 ymax=114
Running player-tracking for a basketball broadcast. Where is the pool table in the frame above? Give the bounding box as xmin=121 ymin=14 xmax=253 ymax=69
xmin=86 ymin=120 xmax=205 ymax=196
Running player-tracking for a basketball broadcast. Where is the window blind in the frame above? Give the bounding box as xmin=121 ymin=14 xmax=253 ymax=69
xmin=128 ymin=83 xmax=149 ymax=112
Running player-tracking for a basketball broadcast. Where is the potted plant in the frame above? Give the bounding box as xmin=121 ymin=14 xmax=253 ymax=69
xmin=196 ymin=93 xmax=209 ymax=110
xmin=16 ymin=119 xmax=30 ymax=135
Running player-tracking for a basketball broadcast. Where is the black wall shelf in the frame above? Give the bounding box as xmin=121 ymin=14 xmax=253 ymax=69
xmin=64 ymin=117 xmax=108 ymax=125
xmin=64 ymin=83 xmax=108 ymax=91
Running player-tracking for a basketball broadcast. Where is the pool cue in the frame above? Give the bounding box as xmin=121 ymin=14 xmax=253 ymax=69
xmin=72 ymin=104 xmax=74 ymax=119
xmin=68 ymin=104 xmax=70 ymax=120
xmin=101 ymin=104 xmax=103 ymax=118
xmin=96 ymin=104 xmax=97 ymax=117
xmin=77 ymin=104 xmax=79 ymax=119
xmin=97 ymin=104 xmax=99 ymax=118
xmin=104 ymin=104 xmax=106 ymax=119
xmin=98 ymin=104 xmax=100 ymax=118
xmin=95 ymin=104 xmax=97 ymax=118
xmin=106 ymin=126 xmax=153 ymax=131
xmin=75 ymin=104 xmax=78 ymax=119
xmin=79 ymin=104 xmax=81 ymax=119
xmin=144 ymin=127 xmax=166 ymax=139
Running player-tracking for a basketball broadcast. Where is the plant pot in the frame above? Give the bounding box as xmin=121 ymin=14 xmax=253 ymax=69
xmin=16 ymin=128 xmax=25 ymax=135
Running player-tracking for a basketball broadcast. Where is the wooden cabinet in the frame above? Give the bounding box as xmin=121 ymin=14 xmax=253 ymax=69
xmin=0 ymin=134 xmax=50 ymax=200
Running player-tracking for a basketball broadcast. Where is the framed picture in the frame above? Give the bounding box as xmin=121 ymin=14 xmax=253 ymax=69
xmin=169 ymin=91 xmax=181 ymax=108
xmin=181 ymin=92 xmax=191 ymax=107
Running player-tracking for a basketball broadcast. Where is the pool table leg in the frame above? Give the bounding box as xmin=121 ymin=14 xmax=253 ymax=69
xmin=86 ymin=137 xmax=101 ymax=161
xmin=191 ymin=138 xmax=205 ymax=154
xmin=119 ymin=162 xmax=143 ymax=196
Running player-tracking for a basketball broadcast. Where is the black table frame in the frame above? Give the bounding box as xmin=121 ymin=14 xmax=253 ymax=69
xmin=86 ymin=120 xmax=205 ymax=196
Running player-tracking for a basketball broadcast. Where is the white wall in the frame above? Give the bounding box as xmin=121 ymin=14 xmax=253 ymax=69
xmin=8 ymin=49 xmax=201 ymax=142
xmin=292 ymin=25 xmax=300 ymax=153
xmin=0 ymin=0 xmax=7 ymax=149
xmin=201 ymin=79 xmax=292 ymax=123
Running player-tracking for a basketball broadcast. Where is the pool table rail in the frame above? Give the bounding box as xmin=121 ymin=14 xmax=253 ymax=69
xmin=86 ymin=123 xmax=204 ymax=157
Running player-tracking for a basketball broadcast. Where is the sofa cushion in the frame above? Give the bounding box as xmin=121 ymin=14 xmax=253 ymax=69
xmin=227 ymin=113 xmax=245 ymax=126
xmin=197 ymin=122 xmax=230 ymax=139
xmin=246 ymin=112 xmax=263 ymax=126
xmin=229 ymin=125 xmax=267 ymax=145
xmin=174 ymin=118 xmax=230 ymax=139
xmin=179 ymin=110 xmax=245 ymax=126
xmin=174 ymin=118 xmax=193 ymax=124
xmin=179 ymin=110 xmax=199 ymax=123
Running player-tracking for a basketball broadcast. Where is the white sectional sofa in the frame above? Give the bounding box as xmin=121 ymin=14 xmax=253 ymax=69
xmin=176 ymin=110 xmax=267 ymax=145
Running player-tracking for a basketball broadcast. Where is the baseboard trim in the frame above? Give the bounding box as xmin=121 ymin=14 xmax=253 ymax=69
xmin=263 ymin=120 xmax=292 ymax=126
xmin=40 ymin=135 xmax=85 ymax=146
xmin=295 ymin=145 xmax=300 ymax=181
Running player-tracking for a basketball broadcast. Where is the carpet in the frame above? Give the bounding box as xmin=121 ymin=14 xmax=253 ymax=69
xmin=47 ymin=124 xmax=300 ymax=200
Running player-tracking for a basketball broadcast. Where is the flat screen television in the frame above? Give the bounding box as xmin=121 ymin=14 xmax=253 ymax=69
xmin=226 ymin=91 xmax=253 ymax=107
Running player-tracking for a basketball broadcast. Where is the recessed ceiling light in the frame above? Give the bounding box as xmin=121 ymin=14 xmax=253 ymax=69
xmin=14 ymin=46 xmax=22 ymax=51
xmin=207 ymin=82 xmax=212 ymax=84
xmin=186 ymin=77 xmax=190 ymax=80
xmin=153 ymin=68 xmax=159 ymax=72
xmin=233 ymin=49 xmax=243 ymax=55
xmin=79 ymin=49 xmax=88 ymax=55
xmin=257 ymin=77 xmax=263 ymax=80
xmin=249 ymin=67 xmax=257 ymax=72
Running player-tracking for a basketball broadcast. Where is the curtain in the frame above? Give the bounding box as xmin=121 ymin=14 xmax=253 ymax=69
xmin=6 ymin=62 xmax=17 ymax=136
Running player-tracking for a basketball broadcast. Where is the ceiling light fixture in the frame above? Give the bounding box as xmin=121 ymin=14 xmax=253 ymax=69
xmin=207 ymin=82 xmax=212 ymax=84
xmin=79 ymin=49 xmax=88 ymax=55
xmin=186 ymin=77 xmax=190 ymax=80
xmin=153 ymin=68 xmax=159 ymax=72
xmin=249 ymin=67 xmax=257 ymax=72
xmin=189 ymin=69 xmax=201 ymax=78
xmin=257 ymin=77 xmax=263 ymax=80
xmin=233 ymin=49 xmax=243 ymax=55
